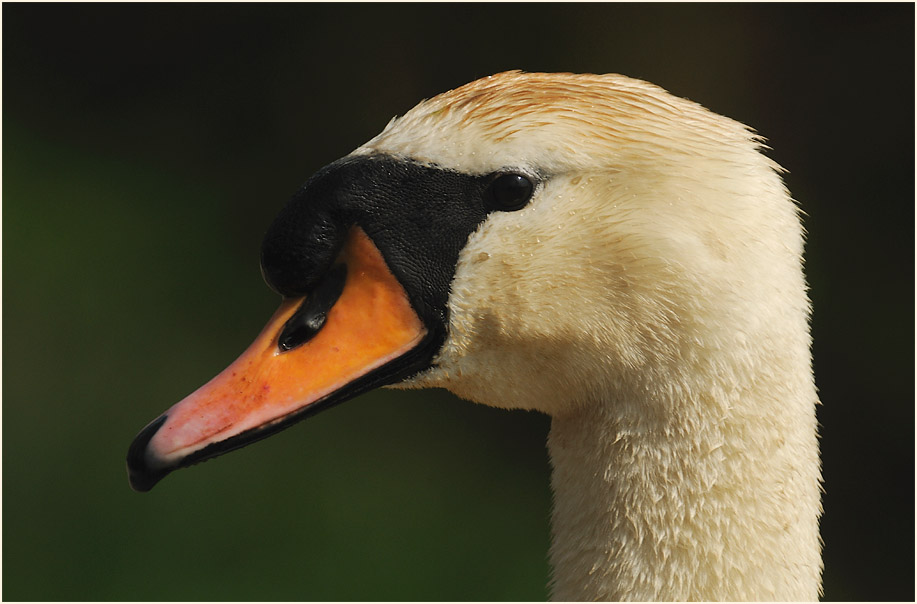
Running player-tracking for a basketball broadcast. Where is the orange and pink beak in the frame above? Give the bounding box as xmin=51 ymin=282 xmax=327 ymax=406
xmin=127 ymin=153 xmax=512 ymax=491
xmin=127 ymin=228 xmax=431 ymax=491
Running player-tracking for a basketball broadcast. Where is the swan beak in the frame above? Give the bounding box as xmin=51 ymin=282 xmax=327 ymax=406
xmin=127 ymin=228 xmax=429 ymax=492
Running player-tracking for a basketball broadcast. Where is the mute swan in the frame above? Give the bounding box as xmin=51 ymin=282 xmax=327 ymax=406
xmin=127 ymin=71 xmax=822 ymax=601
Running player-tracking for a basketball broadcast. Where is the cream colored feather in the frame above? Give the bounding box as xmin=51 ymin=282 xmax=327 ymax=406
xmin=355 ymin=71 xmax=822 ymax=601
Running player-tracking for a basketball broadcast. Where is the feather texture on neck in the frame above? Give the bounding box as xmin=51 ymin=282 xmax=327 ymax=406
xmin=374 ymin=71 xmax=822 ymax=600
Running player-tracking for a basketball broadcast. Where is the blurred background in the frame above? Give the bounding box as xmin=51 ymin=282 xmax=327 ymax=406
xmin=3 ymin=4 xmax=913 ymax=601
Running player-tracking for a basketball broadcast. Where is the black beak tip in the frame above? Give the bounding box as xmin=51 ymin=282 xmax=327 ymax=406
xmin=126 ymin=415 xmax=171 ymax=492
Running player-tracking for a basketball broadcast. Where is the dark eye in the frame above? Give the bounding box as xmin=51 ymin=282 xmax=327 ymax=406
xmin=484 ymin=173 xmax=534 ymax=211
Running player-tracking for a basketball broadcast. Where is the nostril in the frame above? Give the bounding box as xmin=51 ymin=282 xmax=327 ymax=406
xmin=278 ymin=263 xmax=348 ymax=351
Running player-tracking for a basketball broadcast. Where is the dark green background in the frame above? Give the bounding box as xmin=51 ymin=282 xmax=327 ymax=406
xmin=3 ymin=3 xmax=913 ymax=601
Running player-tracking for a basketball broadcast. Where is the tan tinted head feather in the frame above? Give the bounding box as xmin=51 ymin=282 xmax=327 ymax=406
xmin=356 ymin=71 xmax=758 ymax=175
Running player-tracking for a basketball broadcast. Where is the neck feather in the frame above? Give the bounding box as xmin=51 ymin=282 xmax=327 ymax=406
xmin=546 ymin=362 xmax=822 ymax=601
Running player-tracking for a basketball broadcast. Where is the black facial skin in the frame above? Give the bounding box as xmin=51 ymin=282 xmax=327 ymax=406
xmin=127 ymin=154 xmax=537 ymax=491
xmin=262 ymin=155 xmax=523 ymax=333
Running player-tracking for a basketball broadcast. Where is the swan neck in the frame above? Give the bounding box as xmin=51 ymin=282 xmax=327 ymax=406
xmin=546 ymin=388 xmax=822 ymax=601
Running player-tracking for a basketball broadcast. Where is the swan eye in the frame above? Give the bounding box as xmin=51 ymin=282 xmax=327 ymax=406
xmin=485 ymin=173 xmax=534 ymax=211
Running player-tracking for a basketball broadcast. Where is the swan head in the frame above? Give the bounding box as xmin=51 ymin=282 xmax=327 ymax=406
xmin=361 ymin=72 xmax=806 ymax=419
xmin=127 ymin=71 xmax=807 ymax=488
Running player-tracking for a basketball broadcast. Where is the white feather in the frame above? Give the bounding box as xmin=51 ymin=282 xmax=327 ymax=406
xmin=359 ymin=71 xmax=821 ymax=601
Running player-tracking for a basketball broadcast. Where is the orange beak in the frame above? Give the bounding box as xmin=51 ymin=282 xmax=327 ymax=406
xmin=127 ymin=228 xmax=429 ymax=491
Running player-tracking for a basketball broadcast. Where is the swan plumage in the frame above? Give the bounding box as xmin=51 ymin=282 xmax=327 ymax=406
xmin=129 ymin=71 xmax=822 ymax=601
